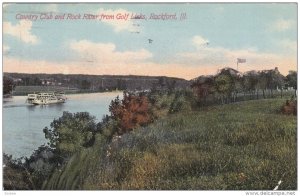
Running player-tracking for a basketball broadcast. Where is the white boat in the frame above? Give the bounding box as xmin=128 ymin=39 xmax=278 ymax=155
xmin=27 ymin=92 xmax=67 ymax=105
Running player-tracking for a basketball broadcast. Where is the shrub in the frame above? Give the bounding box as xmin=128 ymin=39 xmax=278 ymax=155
xmin=281 ymin=98 xmax=297 ymax=115
xmin=109 ymin=92 xmax=153 ymax=135
xmin=3 ymin=154 xmax=33 ymax=190
xmin=169 ymin=91 xmax=193 ymax=113
xmin=43 ymin=112 xmax=97 ymax=158
xmin=43 ymin=134 xmax=110 ymax=190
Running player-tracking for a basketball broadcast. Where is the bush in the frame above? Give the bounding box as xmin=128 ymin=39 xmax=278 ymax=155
xmin=43 ymin=134 xmax=111 ymax=190
xmin=3 ymin=154 xmax=33 ymax=190
xmin=43 ymin=111 xmax=97 ymax=159
xmin=169 ymin=90 xmax=195 ymax=113
xmin=281 ymin=98 xmax=297 ymax=115
xmin=24 ymin=145 xmax=59 ymax=189
xmin=109 ymin=92 xmax=153 ymax=135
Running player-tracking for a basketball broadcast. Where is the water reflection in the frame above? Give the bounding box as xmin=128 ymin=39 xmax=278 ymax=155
xmin=27 ymin=105 xmax=37 ymax=111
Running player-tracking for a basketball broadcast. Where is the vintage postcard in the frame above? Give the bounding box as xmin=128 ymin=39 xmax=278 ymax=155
xmin=2 ymin=2 xmax=297 ymax=193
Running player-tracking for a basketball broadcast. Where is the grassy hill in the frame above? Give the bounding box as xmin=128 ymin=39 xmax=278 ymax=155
xmin=43 ymin=98 xmax=296 ymax=190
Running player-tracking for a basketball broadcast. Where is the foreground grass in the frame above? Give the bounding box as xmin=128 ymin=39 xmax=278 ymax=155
xmin=44 ymin=98 xmax=297 ymax=190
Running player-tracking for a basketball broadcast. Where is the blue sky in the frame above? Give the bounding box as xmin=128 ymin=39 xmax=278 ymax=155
xmin=3 ymin=3 xmax=297 ymax=79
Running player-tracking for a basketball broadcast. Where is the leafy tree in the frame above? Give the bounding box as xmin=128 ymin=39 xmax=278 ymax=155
xmin=191 ymin=76 xmax=215 ymax=105
xmin=286 ymin=71 xmax=297 ymax=96
xmin=242 ymin=72 xmax=260 ymax=99
xmin=266 ymin=68 xmax=285 ymax=97
xmin=169 ymin=91 xmax=192 ymax=113
xmin=22 ymin=77 xmax=30 ymax=86
xmin=214 ymin=68 xmax=243 ymax=103
xmin=214 ymin=74 xmax=233 ymax=104
xmin=232 ymin=76 xmax=243 ymax=102
xmin=264 ymin=68 xmax=284 ymax=97
xmin=24 ymin=145 xmax=58 ymax=189
xmin=3 ymin=154 xmax=34 ymax=190
xmin=109 ymin=92 xmax=152 ymax=135
xmin=258 ymin=72 xmax=268 ymax=99
xmin=166 ymin=79 xmax=177 ymax=92
xmin=273 ymin=72 xmax=285 ymax=98
xmin=81 ymin=79 xmax=91 ymax=90
xmin=158 ymin=77 xmax=167 ymax=88
xmin=33 ymin=77 xmax=42 ymax=85
xmin=3 ymin=76 xmax=15 ymax=95
xmin=117 ymin=79 xmax=127 ymax=90
xmin=43 ymin=112 xmax=97 ymax=158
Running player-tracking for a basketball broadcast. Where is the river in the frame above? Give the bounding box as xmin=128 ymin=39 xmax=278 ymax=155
xmin=3 ymin=92 xmax=123 ymax=159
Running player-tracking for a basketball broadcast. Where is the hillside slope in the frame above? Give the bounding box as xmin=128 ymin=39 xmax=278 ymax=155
xmin=44 ymin=98 xmax=297 ymax=190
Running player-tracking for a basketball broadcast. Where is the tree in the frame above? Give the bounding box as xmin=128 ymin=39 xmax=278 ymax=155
xmin=286 ymin=71 xmax=297 ymax=97
xmin=242 ymin=72 xmax=259 ymax=99
xmin=33 ymin=77 xmax=42 ymax=85
xmin=169 ymin=90 xmax=193 ymax=113
xmin=258 ymin=72 xmax=268 ymax=99
xmin=109 ymin=92 xmax=152 ymax=135
xmin=215 ymin=68 xmax=241 ymax=102
xmin=117 ymin=79 xmax=127 ymax=90
xmin=22 ymin=77 xmax=30 ymax=86
xmin=3 ymin=154 xmax=33 ymax=190
xmin=273 ymin=72 xmax=285 ymax=98
xmin=24 ymin=145 xmax=57 ymax=189
xmin=166 ymin=79 xmax=177 ymax=92
xmin=191 ymin=76 xmax=215 ymax=105
xmin=265 ymin=68 xmax=283 ymax=97
xmin=158 ymin=77 xmax=167 ymax=88
xmin=3 ymin=76 xmax=14 ymax=95
xmin=214 ymin=74 xmax=234 ymax=104
xmin=81 ymin=79 xmax=91 ymax=90
xmin=43 ymin=112 xmax=97 ymax=158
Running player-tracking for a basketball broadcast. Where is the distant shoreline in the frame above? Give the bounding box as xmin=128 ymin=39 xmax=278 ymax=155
xmin=4 ymin=73 xmax=190 ymax=97
xmin=10 ymin=88 xmax=124 ymax=97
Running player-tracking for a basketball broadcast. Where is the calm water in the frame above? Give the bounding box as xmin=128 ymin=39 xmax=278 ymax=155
xmin=3 ymin=92 xmax=123 ymax=158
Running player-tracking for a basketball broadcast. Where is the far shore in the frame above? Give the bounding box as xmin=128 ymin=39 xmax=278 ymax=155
xmin=9 ymin=90 xmax=124 ymax=97
xmin=9 ymin=85 xmax=125 ymax=96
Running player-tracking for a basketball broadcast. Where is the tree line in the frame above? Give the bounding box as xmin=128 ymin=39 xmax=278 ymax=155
xmin=191 ymin=67 xmax=297 ymax=105
xmin=4 ymin=73 xmax=189 ymax=94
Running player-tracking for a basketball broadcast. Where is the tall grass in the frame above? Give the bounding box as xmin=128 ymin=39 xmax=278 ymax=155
xmin=44 ymin=98 xmax=297 ymax=190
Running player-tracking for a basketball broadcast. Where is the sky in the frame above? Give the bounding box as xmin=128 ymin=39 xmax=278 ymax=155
xmin=2 ymin=3 xmax=297 ymax=80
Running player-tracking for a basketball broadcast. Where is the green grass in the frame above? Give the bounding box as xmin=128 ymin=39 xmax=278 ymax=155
xmin=44 ymin=98 xmax=297 ymax=190
xmin=13 ymin=85 xmax=80 ymax=95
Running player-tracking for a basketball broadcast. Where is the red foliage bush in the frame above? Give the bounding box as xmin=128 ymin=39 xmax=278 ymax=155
xmin=281 ymin=99 xmax=297 ymax=115
xmin=109 ymin=92 xmax=152 ymax=134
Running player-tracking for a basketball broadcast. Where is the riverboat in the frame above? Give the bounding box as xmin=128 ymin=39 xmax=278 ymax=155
xmin=27 ymin=92 xmax=66 ymax=105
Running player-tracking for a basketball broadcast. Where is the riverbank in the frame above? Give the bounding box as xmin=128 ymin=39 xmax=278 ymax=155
xmin=11 ymin=85 xmax=123 ymax=96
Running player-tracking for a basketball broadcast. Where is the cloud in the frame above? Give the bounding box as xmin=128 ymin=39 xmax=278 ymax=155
xmin=97 ymin=8 xmax=137 ymax=32
xmin=69 ymin=40 xmax=152 ymax=65
xmin=272 ymin=19 xmax=295 ymax=32
xmin=4 ymin=57 xmax=74 ymax=75
xmin=3 ymin=20 xmax=38 ymax=44
xmin=192 ymin=35 xmax=209 ymax=48
xmin=2 ymin=56 xmax=225 ymax=79
xmin=4 ymin=47 xmax=296 ymax=80
xmin=173 ymin=35 xmax=297 ymax=76
xmin=3 ymin=36 xmax=296 ymax=80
